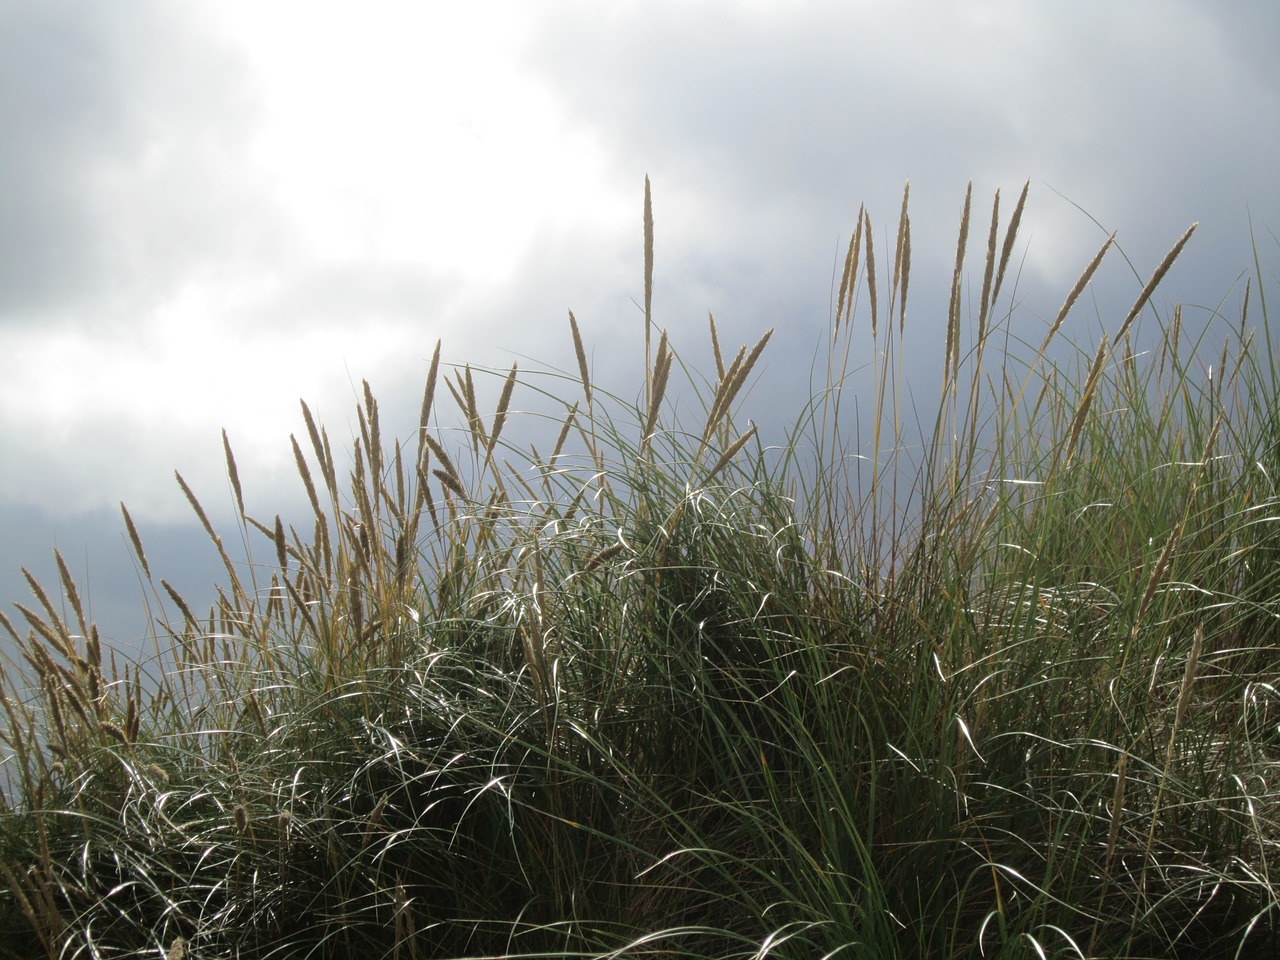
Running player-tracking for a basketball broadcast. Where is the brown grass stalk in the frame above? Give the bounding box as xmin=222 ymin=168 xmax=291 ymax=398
xmin=864 ymin=208 xmax=878 ymax=340
xmin=704 ymin=424 xmax=759 ymax=482
xmin=644 ymin=174 xmax=654 ymax=412
xmin=222 ymin=428 xmax=245 ymax=519
xmin=569 ymin=311 xmax=592 ymax=408
xmin=1112 ymin=223 xmax=1198 ymax=347
xmin=120 ymin=503 xmax=151 ymax=581
xmin=944 ymin=183 xmax=973 ymax=398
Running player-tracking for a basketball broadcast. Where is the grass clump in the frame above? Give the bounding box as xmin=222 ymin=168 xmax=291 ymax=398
xmin=1 ymin=179 xmax=1278 ymax=958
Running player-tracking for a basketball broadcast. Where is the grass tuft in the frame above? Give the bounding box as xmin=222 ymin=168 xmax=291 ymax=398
xmin=0 ymin=181 xmax=1277 ymax=959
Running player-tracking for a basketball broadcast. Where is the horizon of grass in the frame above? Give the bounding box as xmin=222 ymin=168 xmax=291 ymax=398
xmin=0 ymin=178 xmax=1278 ymax=958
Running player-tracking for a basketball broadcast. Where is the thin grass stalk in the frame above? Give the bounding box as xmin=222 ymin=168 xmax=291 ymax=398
xmin=52 ymin=550 xmax=88 ymax=645
xmin=1112 ymin=223 xmax=1198 ymax=346
xmin=644 ymin=174 xmax=654 ymax=412
xmin=567 ymin=309 xmax=594 ymax=419
xmin=963 ymin=191 xmax=1002 ymax=475
xmin=702 ymin=328 xmax=772 ymax=453
xmin=864 ymin=207 xmax=879 ymax=342
xmin=944 ymin=182 xmax=973 ymax=407
xmin=484 ymin=362 xmax=519 ymax=471
xmin=363 ymin=379 xmax=383 ymax=501
xmin=417 ymin=339 xmax=441 ymax=461
xmin=989 ymin=179 xmax=1029 ymax=309
xmin=703 ymin=424 xmax=758 ymax=482
xmin=640 ymin=330 xmax=671 ymax=457
xmin=834 ymin=230 xmax=856 ymax=338
xmin=1058 ymin=337 xmax=1109 ymax=472
xmin=708 ymin=312 xmax=726 ymax=383
xmin=1041 ymin=233 xmax=1114 ymax=361
xmin=890 ymin=180 xmax=911 ymax=318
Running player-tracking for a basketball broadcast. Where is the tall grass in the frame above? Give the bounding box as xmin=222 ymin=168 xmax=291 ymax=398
xmin=1 ymin=181 xmax=1278 ymax=959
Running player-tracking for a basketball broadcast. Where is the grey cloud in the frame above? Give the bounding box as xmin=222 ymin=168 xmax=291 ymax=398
xmin=0 ymin=1 xmax=276 ymax=323
xmin=523 ymin=1 xmax=1279 ymax=285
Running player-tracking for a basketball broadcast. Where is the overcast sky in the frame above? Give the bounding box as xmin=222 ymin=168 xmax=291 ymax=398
xmin=2 ymin=0 xmax=1278 ymax=653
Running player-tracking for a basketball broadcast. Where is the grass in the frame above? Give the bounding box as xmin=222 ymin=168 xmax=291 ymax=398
xmin=1 ymin=178 xmax=1278 ymax=958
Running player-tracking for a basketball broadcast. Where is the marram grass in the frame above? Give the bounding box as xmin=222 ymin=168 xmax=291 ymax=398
xmin=1 ymin=182 xmax=1278 ymax=959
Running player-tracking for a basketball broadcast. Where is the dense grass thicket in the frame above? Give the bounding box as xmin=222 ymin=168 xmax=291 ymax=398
xmin=2 ymin=180 xmax=1279 ymax=958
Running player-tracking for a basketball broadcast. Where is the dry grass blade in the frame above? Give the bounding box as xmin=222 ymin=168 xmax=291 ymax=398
xmin=53 ymin=550 xmax=88 ymax=642
xmin=352 ymin=444 xmax=376 ymax=547
xmin=1135 ymin=519 xmax=1183 ymax=631
xmin=585 ymin=542 xmax=625 ymax=572
xmin=644 ymin=174 xmax=654 ymax=411
xmin=944 ymin=183 xmax=973 ymax=394
xmin=274 ymin=515 xmax=288 ymax=571
xmin=835 ymin=207 xmax=863 ymax=336
xmin=0 ymin=608 xmax=19 ymax=647
xmin=730 ymin=327 xmax=773 ymax=395
xmin=549 ymin=402 xmax=579 ymax=469
xmin=14 ymin=605 xmax=71 ymax=674
xmin=423 ymin=434 xmax=462 ymax=491
xmin=418 ymin=340 xmax=442 ymax=459
xmin=291 ymin=436 xmax=324 ymax=526
xmin=433 ymin=468 xmax=467 ymax=501
xmin=120 ymin=503 xmax=151 ymax=581
xmin=1112 ymin=222 xmax=1198 ymax=346
xmin=704 ymin=328 xmax=774 ymax=443
xmin=708 ymin=313 xmax=725 ymax=382
xmin=976 ymin=188 xmax=1000 ymax=341
xmin=1041 ymin=233 xmax=1116 ymax=359
xmin=160 ymin=580 xmax=199 ymax=630
xmin=363 ymin=379 xmax=383 ymax=486
xmin=899 ymin=213 xmax=912 ymax=335
xmin=892 ymin=181 xmax=911 ymax=303
xmin=834 ymin=203 xmax=865 ymax=337
xmin=712 ymin=344 xmax=747 ymax=422
xmin=569 ymin=311 xmax=592 ymax=408
xmin=641 ymin=329 xmax=671 ymax=453
xmin=1172 ymin=623 xmax=1204 ymax=735
xmin=300 ymin=400 xmax=338 ymax=503
xmin=864 ymin=208 xmax=878 ymax=340
xmin=704 ymin=424 xmax=758 ymax=482
xmin=223 ymin=429 xmax=244 ymax=518
xmin=20 ymin=569 xmax=74 ymax=660
xmin=990 ymin=179 xmax=1029 ymax=308
xmin=464 ymin=366 xmax=486 ymax=451
xmin=486 ymin=362 xmax=519 ymax=459
xmin=392 ymin=439 xmax=407 ymax=519
xmin=1061 ymin=337 xmax=1109 ymax=469
xmin=445 ymin=369 xmax=480 ymax=453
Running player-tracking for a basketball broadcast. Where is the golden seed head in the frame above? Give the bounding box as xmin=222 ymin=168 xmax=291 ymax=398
xmin=99 ymin=719 xmax=129 ymax=745
xmin=586 ymin=543 xmax=625 ymax=572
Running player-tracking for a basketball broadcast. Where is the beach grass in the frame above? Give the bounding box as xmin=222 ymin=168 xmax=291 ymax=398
xmin=0 ymin=180 xmax=1277 ymax=958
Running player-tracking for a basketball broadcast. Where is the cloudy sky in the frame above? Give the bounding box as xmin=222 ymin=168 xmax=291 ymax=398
xmin=2 ymin=0 xmax=1277 ymax=652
